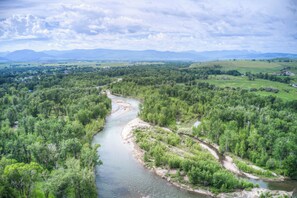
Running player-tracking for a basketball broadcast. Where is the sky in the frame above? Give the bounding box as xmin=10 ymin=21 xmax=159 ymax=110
xmin=0 ymin=0 xmax=296 ymax=53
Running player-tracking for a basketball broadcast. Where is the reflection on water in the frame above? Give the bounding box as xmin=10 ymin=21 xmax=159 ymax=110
xmin=247 ymin=177 xmax=297 ymax=191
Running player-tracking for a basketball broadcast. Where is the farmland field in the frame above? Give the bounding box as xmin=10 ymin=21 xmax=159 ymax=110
xmin=195 ymin=75 xmax=297 ymax=101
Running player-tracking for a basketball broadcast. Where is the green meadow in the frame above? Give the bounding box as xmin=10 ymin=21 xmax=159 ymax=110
xmin=191 ymin=60 xmax=297 ymax=76
xmin=196 ymin=75 xmax=297 ymax=101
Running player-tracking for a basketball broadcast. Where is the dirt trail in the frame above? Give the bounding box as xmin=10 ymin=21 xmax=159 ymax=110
xmin=179 ymin=132 xmax=242 ymax=176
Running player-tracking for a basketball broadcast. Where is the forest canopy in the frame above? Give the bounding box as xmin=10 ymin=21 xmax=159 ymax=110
xmin=0 ymin=66 xmax=111 ymax=197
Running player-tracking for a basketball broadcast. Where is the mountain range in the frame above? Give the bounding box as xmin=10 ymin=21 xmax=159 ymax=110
xmin=0 ymin=49 xmax=297 ymax=62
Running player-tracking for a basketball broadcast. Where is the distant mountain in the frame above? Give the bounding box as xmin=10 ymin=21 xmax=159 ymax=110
xmin=43 ymin=49 xmax=204 ymax=61
xmin=248 ymin=53 xmax=297 ymax=59
xmin=4 ymin=49 xmax=53 ymax=62
xmin=0 ymin=52 xmax=9 ymax=57
xmin=196 ymin=50 xmax=297 ymax=59
xmin=0 ymin=57 xmax=8 ymax=63
xmin=1 ymin=49 xmax=297 ymax=62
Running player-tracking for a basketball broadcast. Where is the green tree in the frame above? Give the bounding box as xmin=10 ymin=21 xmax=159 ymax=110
xmin=4 ymin=162 xmax=43 ymax=197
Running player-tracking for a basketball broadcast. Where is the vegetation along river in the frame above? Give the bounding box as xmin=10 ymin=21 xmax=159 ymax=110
xmin=93 ymin=93 xmax=297 ymax=197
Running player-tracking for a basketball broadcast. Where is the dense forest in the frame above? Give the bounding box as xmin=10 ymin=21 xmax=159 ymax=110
xmin=0 ymin=67 xmax=111 ymax=197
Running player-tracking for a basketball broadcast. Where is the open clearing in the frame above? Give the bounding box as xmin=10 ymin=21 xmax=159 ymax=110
xmin=190 ymin=60 xmax=297 ymax=76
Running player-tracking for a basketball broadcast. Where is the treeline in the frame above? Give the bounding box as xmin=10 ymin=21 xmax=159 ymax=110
xmin=0 ymin=68 xmax=111 ymax=197
xmin=246 ymin=72 xmax=291 ymax=84
xmin=99 ymin=63 xmax=243 ymax=86
xmin=110 ymin=66 xmax=297 ymax=179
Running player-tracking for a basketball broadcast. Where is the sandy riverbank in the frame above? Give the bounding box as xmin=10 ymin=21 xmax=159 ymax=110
xmin=108 ymin=90 xmax=132 ymax=116
xmin=122 ymin=118 xmax=151 ymax=142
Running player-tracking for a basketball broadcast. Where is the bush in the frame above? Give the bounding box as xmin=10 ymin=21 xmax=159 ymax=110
xmin=212 ymin=171 xmax=238 ymax=190
xmin=168 ymin=155 xmax=181 ymax=169
xmin=167 ymin=134 xmax=180 ymax=146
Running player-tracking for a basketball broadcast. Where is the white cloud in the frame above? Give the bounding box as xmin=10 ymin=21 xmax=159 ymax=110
xmin=0 ymin=0 xmax=296 ymax=52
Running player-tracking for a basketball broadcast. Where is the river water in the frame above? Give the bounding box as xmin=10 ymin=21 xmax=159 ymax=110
xmin=93 ymin=94 xmax=296 ymax=198
xmin=93 ymin=94 xmax=206 ymax=198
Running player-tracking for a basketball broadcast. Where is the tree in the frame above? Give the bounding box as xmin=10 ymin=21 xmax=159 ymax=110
xmin=6 ymin=108 xmax=17 ymax=127
xmin=4 ymin=162 xmax=43 ymax=197
xmin=80 ymin=144 xmax=101 ymax=169
xmin=45 ymin=158 xmax=97 ymax=198
xmin=60 ymin=138 xmax=82 ymax=159
xmin=76 ymin=110 xmax=91 ymax=125
xmin=29 ymin=142 xmax=58 ymax=170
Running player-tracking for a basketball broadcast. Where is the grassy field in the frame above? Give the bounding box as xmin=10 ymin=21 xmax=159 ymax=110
xmin=196 ymin=75 xmax=297 ymax=101
xmin=190 ymin=60 xmax=297 ymax=76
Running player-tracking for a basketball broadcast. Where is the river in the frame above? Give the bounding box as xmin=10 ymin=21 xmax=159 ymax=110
xmin=93 ymin=94 xmax=207 ymax=198
xmin=93 ymin=93 xmax=296 ymax=198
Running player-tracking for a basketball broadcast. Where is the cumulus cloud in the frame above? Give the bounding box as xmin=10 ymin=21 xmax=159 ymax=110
xmin=0 ymin=0 xmax=296 ymax=52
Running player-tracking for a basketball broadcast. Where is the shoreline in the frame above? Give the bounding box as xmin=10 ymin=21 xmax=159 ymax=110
xmin=122 ymin=118 xmax=215 ymax=197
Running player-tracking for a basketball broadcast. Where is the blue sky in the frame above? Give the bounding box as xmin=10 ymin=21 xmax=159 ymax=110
xmin=0 ymin=0 xmax=296 ymax=53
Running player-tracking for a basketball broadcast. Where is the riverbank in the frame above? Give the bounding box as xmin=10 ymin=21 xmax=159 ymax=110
xmin=122 ymin=118 xmax=215 ymax=197
xmin=122 ymin=117 xmax=293 ymax=198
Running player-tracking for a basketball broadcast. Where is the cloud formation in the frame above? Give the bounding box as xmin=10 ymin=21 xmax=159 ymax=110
xmin=0 ymin=0 xmax=296 ymax=52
